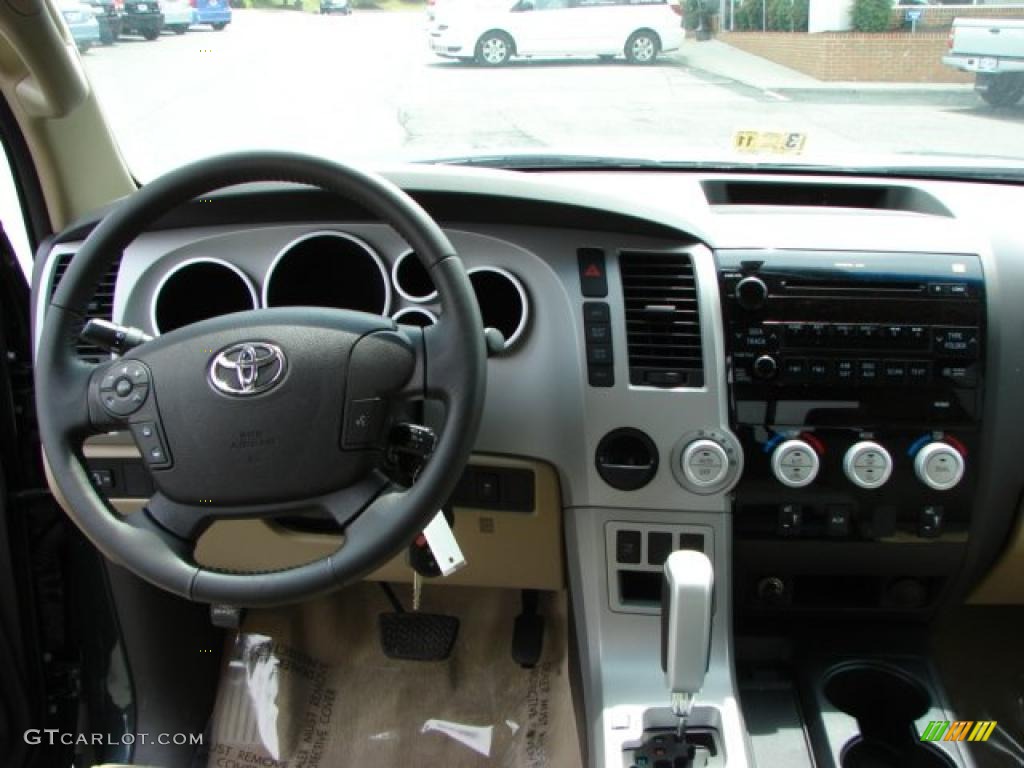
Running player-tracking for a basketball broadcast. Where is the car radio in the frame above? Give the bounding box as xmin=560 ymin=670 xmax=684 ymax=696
xmin=717 ymin=250 xmax=984 ymax=428
xmin=719 ymin=251 xmax=987 ymax=601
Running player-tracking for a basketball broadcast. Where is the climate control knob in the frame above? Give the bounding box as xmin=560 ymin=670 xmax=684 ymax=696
xmin=771 ymin=439 xmax=820 ymax=488
xmin=681 ymin=439 xmax=730 ymax=490
xmin=914 ymin=442 xmax=965 ymax=491
xmin=843 ymin=441 xmax=893 ymax=490
xmin=735 ymin=276 xmax=768 ymax=310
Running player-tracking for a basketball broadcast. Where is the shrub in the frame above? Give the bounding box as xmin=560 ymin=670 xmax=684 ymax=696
xmin=684 ymin=0 xmax=716 ymax=31
xmin=734 ymin=0 xmax=762 ymax=31
xmin=733 ymin=0 xmax=807 ymax=32
xmin=851 ymin=0 xmax=892 ymax=33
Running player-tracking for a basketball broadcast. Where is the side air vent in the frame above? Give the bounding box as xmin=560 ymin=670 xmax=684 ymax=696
xmin=49 ymin=252 xmax=120 ymax=362
xmin=619 ymin=251 xmax=704 ymax=388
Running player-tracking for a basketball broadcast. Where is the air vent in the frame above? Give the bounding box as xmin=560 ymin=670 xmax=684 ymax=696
xmin=700 ymin=180 xmax=952 ymax=217
xmin=619 ymin=251 xmax=704 ymax=388
xmin=50 ymin=252 xmax=120 ymax=362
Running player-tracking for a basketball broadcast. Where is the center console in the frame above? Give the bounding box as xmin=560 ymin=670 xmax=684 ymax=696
xmin=718 ymin=249 xmax=985 ymax=615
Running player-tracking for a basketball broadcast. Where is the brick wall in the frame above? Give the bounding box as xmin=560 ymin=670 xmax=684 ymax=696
xmin=889 ymin=4 xmax=1024 ymax=32
xmin=718 ymin=31 xmax=974 ymax=83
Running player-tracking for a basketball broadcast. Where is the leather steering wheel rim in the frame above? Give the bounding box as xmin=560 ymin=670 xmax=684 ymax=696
xmin=35 ymin=151 xmax=486 ymax=606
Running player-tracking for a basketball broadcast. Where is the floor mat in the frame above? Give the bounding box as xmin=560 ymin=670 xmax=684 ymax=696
xmin=202 ymin=583 xmax=581 ymax=768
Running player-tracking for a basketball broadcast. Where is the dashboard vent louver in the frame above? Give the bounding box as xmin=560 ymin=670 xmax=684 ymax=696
xmin=50 ymin=252 xmax=120 ymax=362
xmin=619 ymin=250 xmax=704 ymax=388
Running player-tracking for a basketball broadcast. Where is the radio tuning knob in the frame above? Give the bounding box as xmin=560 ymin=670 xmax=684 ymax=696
xmin=735 ymin=276 xmax=768 ymax=310
xmin=753 ymin=355 xmax=778 ymax=380
xmin=771 ymin=439 xmax=820 ymax=488
xmin=914 ymin=442 xmax=965 ymax=491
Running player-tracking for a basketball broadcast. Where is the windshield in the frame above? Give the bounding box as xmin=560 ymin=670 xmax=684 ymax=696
xmin=78 ymin=0 xmax=1024 ymax=180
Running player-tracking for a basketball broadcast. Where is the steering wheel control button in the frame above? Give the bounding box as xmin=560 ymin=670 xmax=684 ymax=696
xmin=99 ymin=361 xmax=152 ymax=417
xmin=771 ymin=439 xmax=820 ymax=488
xmin=843 ymin=440 xmax=893 ymax=489
xmin=914 ymin=442 xmax=965 ymax=491
xmin=130 ymin=421 xmax=171 ymax=468
xmin=343 ymin=397 xmax=385 ymax=448
xmin=577 ymin=247 xmax=608 ymax=298
xmin=682 ymin=439 xmax=729 ymax=489
xmin=583 ymin=301 xmax=614 ymax=388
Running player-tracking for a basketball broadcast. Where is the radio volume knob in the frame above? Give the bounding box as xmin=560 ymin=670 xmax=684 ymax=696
xmin=735 ymin=276 xmax=768 ymax=310
xmin=914 ymin=442 xmax=965 ymax=491
xmin=771 ymin=439 xmax=820 ymax=488
xmin=843 ymin=441 xmax=893 ymax=489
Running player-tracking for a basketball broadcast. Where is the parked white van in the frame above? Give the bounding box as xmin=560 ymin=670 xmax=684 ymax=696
xmin=427 ymin=0 xmax=683 ymax=66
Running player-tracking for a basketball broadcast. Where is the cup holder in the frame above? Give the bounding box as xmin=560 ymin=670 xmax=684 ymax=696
xmin=823 ymin=663 xmax=956 ymax=768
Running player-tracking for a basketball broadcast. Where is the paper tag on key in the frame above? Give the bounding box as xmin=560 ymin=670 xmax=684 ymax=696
xmin=422 ymin=511 xmax=466 ymax=577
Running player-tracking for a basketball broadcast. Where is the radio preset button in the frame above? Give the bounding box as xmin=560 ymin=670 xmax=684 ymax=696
xmin=808 ymin=324 xmax=830 ymax=346
xmin=843 ymin=441 xmax=893 ymax=489
xmin=783 ymin=358 xmax=806 ymax=380
xmin=808 ymin=359 xmax=830 ymax=381
xmin=858 ymin=360 xmax=880 ymax=383
xmin=857 ymin=325 xmax=881 ymax=343
xmin=907 ymin=361 xmax=931 ymax=383
xmin=934 ymin=327 xmax=979 ymax=358
xmin=836 ymin=359 xmax=856 ymax=382
xmin=883 ymin=361 xmax=907 ymax=383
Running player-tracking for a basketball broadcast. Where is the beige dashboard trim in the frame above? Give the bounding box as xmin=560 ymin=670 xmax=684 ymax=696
xmin=193 ymin=456 xmax=564 ymax=590
xmin=968 ymin=499 xmax=1024 ymax=604
xmin=67 ymin=440 xmax=566 ymax=591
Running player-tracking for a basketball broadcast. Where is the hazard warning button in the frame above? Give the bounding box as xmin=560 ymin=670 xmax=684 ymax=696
xmin=578 ymin=247 xmax=608 ymax=298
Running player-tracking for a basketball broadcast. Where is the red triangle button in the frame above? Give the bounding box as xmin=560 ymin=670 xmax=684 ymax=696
xmin=583 ymin=263 xmax=602 ymax=278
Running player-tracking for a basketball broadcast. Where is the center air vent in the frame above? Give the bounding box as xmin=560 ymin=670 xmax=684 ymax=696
xmin=619 ymin=251 xmax=704 ymax=388
xmin=50 ymin=251 xmax=120 ymax=363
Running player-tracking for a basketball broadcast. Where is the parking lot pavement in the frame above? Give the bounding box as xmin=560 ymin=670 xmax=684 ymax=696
xmin=81 ymin=9 xmax=1023 ymax=180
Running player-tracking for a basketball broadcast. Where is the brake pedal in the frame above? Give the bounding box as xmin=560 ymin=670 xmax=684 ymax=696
xmin=378 ymin=581 xmax=459 ymax=662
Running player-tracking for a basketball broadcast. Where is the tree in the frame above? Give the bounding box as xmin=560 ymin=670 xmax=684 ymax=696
xmin=851 ymin=0 xmax=892 ymax=33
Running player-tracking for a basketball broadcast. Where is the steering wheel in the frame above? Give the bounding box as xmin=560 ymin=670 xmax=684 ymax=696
xmin=35 ymin=152 xmax=486 ymax=606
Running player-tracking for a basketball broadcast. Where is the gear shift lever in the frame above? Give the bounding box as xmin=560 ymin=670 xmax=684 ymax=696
xmin=661 ymin=550 xmax=714 ymax=737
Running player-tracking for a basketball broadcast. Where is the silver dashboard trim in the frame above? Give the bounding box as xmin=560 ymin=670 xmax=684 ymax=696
xmin=466 ymin=264 xmax=530 ymax=352
xmin=149 ymin=255 xmax=259 ymax=335
xmin=392 ymin=306 xmax=437 ymax=326
xmin=391 ymin=248 xmax=439 ymax=303
xmin=260 ymin=228 xmax=393 ymax=316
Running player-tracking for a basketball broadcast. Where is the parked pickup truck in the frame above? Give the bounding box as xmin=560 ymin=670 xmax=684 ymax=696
xmin=943 ymin=18 xmax=1024 ymax=107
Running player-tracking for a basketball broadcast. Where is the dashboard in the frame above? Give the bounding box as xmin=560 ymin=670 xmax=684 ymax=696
xmin=30 ymin=166 xmax=1024 ymax=617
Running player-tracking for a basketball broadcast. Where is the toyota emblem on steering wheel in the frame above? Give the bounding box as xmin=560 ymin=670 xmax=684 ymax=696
xmin=208 ymin=342 xmax=286 ymax=396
